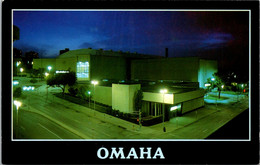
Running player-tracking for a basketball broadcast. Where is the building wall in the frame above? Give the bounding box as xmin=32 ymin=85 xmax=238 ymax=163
xmin=92 ymin=86 xmax=112 ymax=106
xmin=33 ymin=59 xmax=56 ymax=71
xmin=173 ymin=89 xmax=205 ymax=104
xmin=56 ymin=58 xmax=77 ymax=72
xmin=182 ymin=97 xmax=204 ymax=114
xmin=112 ymin=84 xmax=141 ymax=113
xmin=131 ymin=57 xmax=199 ymax=82
xmin=143 ymin=92 xmax=174 ymax=104
xmin=90 ymin=56 xmax=127 ymax=81
xmin=198 ymin=59 xmax=218 ymax=87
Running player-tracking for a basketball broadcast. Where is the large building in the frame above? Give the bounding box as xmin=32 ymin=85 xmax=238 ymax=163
xmin=33 ymin=48 xmax=161 ymax=82
xmin=33 ymin=48 xmax=217 ymax=117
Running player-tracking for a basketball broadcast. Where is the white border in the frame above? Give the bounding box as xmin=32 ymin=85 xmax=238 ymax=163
xmin=11 ymin=9 xmax=251 ymax=142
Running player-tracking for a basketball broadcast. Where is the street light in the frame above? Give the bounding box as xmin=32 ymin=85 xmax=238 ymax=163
xmin=87 ymin=91 xmax=91 ymax=107
xmin=160 ymin=89 xmax=168 ymax=132
xmin=16 ymin=61 xmax=21 ymax=76
xmin=14 ymin=100 xmax=22 ymax=138
xmin=91 ymin=81 xmax=98 ymax=112
xmin=47 ymin=66 xmax=52 ymax=73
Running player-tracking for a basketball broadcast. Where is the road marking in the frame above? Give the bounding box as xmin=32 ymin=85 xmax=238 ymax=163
xmin=203 ymin=129 xmax=208 ymax=133
xmin=38 ymin=123 xmax=62 ymax=139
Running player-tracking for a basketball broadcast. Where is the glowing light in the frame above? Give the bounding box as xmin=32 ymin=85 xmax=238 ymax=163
xmin=45 ymin=72 xmax=49 ymax=76
xmin=221 ymin=85 xmax=224 ymax=89
xmin=231 ymin=82 xmax=237 ymax=86
xmin=91 ymin=80 xmax=98 ymax=85
xmin=205 ymin=83 xmax=211 ymax=87
xmin=160 ymin=89 xmax=168 ymax=94
xmin=13 ymin=81 xmax=19 ymax=85
xmin=14 ymin=100 xmax=22 ymax=110
xmin=170 ymin=104 xmax=181 ymax=111
xmin=87 ymin=91 xmax=91 ymax=95
xmin=16 ymin=61 xmax=21 ymax=67
xmin=211 ymin=77 xmax=215 ymax=81
xmin=47 ymin=66 xmax=52 ymax=71
xmin=56 ymin=70 xmax=69 ymax=73
xmin=20 ymin=68 xmax=24 ymax=72
xmin=170 ymin=106 xmax=178 ymax=111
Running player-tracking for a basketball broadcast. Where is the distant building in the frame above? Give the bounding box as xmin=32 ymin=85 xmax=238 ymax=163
xmin=33 ymin=48 xmax=217 ymax=116
xmin=59 ymin=48 xmax=70 ymax=55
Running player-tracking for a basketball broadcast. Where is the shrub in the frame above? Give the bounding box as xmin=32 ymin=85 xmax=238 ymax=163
xmin=77 ymin=86 xmax=87 ymax=100
xmin=118 ymin=111 xmax=123 ymax=118
xmin=68 ymin=87 xmax=78 ymax=96
xmin=106 ymin=107 xmax=112 ymax=115
xmin=30 ymin=78 xmax=38 ymax=83
xmin=13 ymin=87 xmax=22 ymax=98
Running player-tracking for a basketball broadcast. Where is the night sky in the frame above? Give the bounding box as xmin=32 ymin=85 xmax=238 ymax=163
xmin=13 ymin=10 xmax=249 ymax=67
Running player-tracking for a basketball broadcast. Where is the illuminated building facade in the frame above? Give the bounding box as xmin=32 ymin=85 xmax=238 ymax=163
xmin=33 ymin=48 xmax=217 ymax=116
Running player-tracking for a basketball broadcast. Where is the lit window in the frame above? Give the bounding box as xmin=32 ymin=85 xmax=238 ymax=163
xmin=77 ymin=61 xmax=89 ymax=79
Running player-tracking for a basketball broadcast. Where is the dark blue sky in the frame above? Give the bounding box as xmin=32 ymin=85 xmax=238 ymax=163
xmin=13 ymin=10 xmax=248 ymax=58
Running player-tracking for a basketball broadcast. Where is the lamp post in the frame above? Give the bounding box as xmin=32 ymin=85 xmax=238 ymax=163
xmin=91 ymin=81 xmax=98 ymax=113
xmin=16 ymin=61 xmax=21 ymax=76
xmin=14 ymin=100 xmax=22 ymax=138
xmin=88 ymin=91 xmax=91 ymax=107
xmin=160 ymin=89 xmax=167 ymax=132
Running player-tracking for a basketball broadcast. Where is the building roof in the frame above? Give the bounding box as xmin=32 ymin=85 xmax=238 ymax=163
xmin=57 ymin=48 xmax=162 ymax=59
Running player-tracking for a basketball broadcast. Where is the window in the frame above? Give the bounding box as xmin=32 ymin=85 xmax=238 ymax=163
xmin=77 ymin=61 xmax=89 ymax=79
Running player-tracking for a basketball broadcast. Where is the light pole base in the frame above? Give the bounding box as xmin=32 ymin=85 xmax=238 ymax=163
xmin=163 ymin=127 xmax=166 ymax=132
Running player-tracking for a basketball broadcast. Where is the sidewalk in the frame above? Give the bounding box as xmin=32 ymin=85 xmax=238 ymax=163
xmin=150 ymin=97 xmax=249 ymax=139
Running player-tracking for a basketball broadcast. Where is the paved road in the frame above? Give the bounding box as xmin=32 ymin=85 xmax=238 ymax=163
xmin=14 ymin=109 xmax=82 ymax=139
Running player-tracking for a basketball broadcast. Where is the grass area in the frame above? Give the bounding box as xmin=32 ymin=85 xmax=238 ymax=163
xmin=205 ymin=95 xmax=229 ymax=100
xmin=210 ymin=91 xmax=241 ymax=95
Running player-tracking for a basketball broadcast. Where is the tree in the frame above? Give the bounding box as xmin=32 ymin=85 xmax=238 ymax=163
xmin=13 ymin=25 xmax=19 ymax=42
xmin=47 ymin=72 xmax=77 ymax=95
xmin=13 ymin=87 xmax=22 ymax=98
xmin=134 ymin=90 xmax=143 ymax=128
xmin=32 ymin=68 xmax=44 ymax=78
xmin=209 ymin=72 xmax=225 ymax=99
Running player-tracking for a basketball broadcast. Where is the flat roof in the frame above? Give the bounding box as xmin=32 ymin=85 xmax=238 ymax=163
xmin=141 ymin=86 xmax=199 ymax=94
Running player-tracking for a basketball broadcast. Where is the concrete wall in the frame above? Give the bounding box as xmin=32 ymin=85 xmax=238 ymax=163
xmin=33 ymin=59 xmax=56 ymax=71
xmin=112 ymin=84 xmax=141 ymax=113
xmin=56 ymin=58 xmax=77 ymax=72
xmin=182 ymin=97 xmax=204 ymax=114
xmin=91 ymin=56 xmax=127 ymax=81
xmin=93 ymin=86 xmax=112 ymax=106
xmin=143 ymin=92 xmax=174 ymax=104
xmin=131 ymin=57 xmax=199 ymax=82
xmin=198 ymin=59 xmax=218 ymax=87
xmin=174 ymin=89 xmax=205 ymax=104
